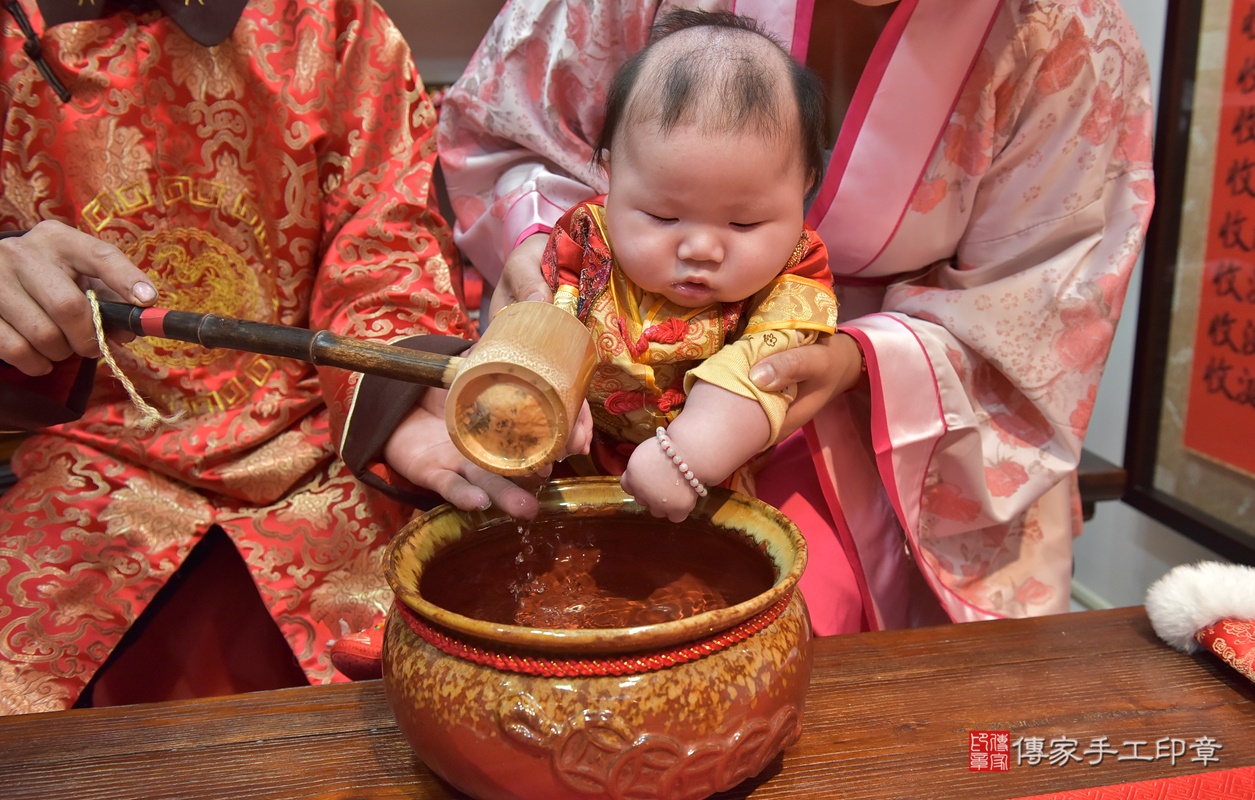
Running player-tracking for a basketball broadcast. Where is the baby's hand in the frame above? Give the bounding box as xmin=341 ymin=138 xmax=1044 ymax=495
xmin=620 ymin=436 xmax=699 ymax=523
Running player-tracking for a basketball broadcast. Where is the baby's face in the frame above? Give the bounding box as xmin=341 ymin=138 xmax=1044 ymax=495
xmin=602 ymin=122 xmax=808 ymax=308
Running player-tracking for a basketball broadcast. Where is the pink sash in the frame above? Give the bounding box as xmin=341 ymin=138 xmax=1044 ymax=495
xmin=805 ymin=0 xmax=1001 ymax=274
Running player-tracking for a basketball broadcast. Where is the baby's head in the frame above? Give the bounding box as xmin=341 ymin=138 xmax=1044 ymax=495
xmin=594 ymin=11 xmax=827 ymax=308
xmin=595 ymin=9 xmax=826 ymax=201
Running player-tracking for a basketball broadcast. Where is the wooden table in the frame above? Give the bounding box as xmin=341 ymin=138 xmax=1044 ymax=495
xmin=3 ymin=606 xmax=1252 ymax=800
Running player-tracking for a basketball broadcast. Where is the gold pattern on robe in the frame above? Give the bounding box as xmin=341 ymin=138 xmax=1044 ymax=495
xmin=41 ymin=567 xmax=131 ymax=628
xmin=0 ymin=450 xmax=95 ymax=508
xmin=217 ymin=430 xmax=329 ymax=504
xmin=98 ymin=476 xmax=216 ymax=553
xmin=0 ymin=662 xmax=74 ymax=715
xmin=309 ymin=547 xmax=394 ymax=635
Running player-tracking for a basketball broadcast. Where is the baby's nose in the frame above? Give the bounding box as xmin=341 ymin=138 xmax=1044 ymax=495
xmin=677 ymin=229 xmax=723 ymax=263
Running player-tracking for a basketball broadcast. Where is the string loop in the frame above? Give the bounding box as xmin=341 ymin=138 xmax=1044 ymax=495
xmin=86 ymin=289 xmax=184 ymax=430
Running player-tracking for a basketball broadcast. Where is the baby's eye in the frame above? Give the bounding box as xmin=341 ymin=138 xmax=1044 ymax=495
xmin=730 ymin=221 xmax=763 ymax=230
xmin=645 ymin=212 xmax=678 ymax=224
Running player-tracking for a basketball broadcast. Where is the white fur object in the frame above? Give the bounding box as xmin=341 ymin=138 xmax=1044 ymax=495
xmin=1144 ymin=561 xmax=1255 ymax=653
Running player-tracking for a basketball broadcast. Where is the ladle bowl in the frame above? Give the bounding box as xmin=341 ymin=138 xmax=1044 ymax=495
xmin=381 ymin=477 xmax=813 ymax=800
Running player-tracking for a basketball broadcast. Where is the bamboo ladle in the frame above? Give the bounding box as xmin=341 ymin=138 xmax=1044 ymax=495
xmin=97 ymin=300 xmax=596 ymax=476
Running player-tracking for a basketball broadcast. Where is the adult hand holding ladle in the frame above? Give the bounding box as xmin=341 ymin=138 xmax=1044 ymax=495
xmin=0 ymin=224 xmax=594 ymax=519
xmin=94 ymin=299 xmax=596 ymax=477
xmin=0 ymin=221 xmax=156 ymax=375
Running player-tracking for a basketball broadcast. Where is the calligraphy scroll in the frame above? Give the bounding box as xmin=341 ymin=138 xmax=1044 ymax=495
xmin=1125 ymin=0 xmax=1255 ymax=562
xmin=1183 ymin=0 xmax=1255 ymax=477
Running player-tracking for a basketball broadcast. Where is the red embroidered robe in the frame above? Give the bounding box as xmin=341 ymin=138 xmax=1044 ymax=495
xmin=0 ymin=0 xmax=470 ymax=712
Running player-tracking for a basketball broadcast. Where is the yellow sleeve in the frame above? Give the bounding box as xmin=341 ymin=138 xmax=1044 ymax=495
xmin=684 ymin=328 xmax=821 ymax=447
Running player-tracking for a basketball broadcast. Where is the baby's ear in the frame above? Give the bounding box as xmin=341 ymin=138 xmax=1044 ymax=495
xmin=599 ymin=151 xmax=612 ymax=181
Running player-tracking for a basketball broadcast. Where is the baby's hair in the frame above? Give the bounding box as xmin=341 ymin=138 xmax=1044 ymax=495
xmin=594 ymin=9 xmax=826 ymax=199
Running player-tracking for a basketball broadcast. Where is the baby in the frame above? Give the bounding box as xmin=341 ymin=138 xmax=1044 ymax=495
xmin=540 ymin=9 xmax=838 ymax=521
xmin=328 ymin=9 xmax=837 ymax=678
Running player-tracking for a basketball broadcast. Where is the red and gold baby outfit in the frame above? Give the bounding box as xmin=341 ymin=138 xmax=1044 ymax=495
xmin=541 ymin=198 xmax=837 ymax=484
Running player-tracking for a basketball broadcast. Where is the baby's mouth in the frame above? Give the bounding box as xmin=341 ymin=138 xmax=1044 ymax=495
xmin=670 ymin=280 xmax=715 ymax=302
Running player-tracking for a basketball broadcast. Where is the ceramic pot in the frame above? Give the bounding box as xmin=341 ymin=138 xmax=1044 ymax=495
xmin=382 ymin=477 xmax=813 ymax=800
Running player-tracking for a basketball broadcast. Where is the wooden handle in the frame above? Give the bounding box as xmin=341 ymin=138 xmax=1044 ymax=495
xmin=0 ymin=227 xmax=460 ymax=388
xmin=97 ymin=301 xmax=461 ymax=388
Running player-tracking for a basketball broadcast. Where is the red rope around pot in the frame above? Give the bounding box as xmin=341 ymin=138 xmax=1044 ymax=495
xmin=393 ymin=591 xmax=793 ymax=677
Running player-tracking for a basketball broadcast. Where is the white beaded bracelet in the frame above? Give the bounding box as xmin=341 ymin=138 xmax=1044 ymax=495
xmin=655 ymin=427 xmax=708 ymax=498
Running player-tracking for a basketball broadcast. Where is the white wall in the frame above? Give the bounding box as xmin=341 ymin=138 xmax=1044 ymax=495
xmin=1073 ymin=1 xmax=1229 ymax=610
xmin=380 ymin=0 xmax=1226 ymax=608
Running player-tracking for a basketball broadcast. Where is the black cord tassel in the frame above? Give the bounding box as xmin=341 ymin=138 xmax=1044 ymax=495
xmin=4 ymin=1 xmax=71 ymax=102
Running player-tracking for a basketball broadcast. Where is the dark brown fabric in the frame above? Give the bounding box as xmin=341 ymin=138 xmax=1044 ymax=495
xmin=341 ymin=334 xmax=473 ymax=510
xmin=36 ymin=0 xmax=249 ymax=46
xmin=0 ymin=358 xmax=96 ymax=430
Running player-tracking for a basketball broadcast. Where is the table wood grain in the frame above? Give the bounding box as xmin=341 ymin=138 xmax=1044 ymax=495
xmin=3 ymin=606 xmax=1252 ymax=800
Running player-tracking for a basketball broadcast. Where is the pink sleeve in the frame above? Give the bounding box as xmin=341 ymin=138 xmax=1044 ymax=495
xmin=815 ymin=1 xmax=1155 ymax=623
xmin=436 ymin=0 xmax=661 ymax=283
xmin=869 ymin=5 xmax=1155 ymax=529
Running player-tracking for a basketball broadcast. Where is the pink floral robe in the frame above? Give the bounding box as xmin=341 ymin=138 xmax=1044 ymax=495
xmin=437 ymin=0 xmax=1155 ymax=632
